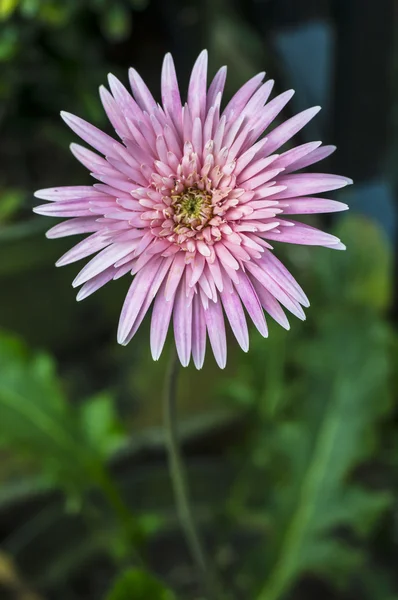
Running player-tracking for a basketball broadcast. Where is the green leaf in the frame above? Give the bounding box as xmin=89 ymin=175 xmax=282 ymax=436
xmin=105 ymin=568 xmax=175 ymax=600
xmin=79 ymin=392 xmax=126 ymax=459
xmin=0 ymin=331 xmax=107 ymax=496
xmin=311 ymin=215 xmax=392 ymax=311
xmin=255 ymin=312 xmax=392 ymax=600
xmin=0 ymin=0 xmax=20 ymax=19
xmin=0 ymin=189 xmax=25 ymax=222
xmin=101 ymin=4 xmax=132 ymax=42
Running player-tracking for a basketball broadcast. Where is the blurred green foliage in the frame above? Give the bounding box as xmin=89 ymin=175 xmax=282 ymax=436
xmin=105 ymin=569 xmax=175 ymax=600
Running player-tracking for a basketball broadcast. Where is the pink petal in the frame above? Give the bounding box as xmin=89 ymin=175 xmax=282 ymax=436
xmin=128 ymin=67 xmax=157 ymax=114
xmin=173 ymin=281 xmax=193 ymax=367
xmin=259 ymin=250 xmax=309 ymax=306
xmin=34 ymin=186 xmax=103 ymax=201
xmin=161 ymin=53 xmax=182 ymax=128
xmin=60 ymin=112 xmax=121 ymax=158
xmin=150 ymin=280 xmax=175 ymax=360
xmin=188 ymin=50 xmax=208 ymax=121
xmin=247 ymin=90 xmax=295 ymax=144
xmin=262 ymin=106 xmax=321 ymax=156
xmin=222 ymin=72 xmax=265 ymax=120
xmin=269 ymin=173 xmax=353 ymax=199
xmin=204 ymin=298 xmax=227 ymax=368
xmin=263 ymin=220 xmax=343 ymax=248
xmin=192 ymin=293 xmax=207 ymax=369
xmin=73 ymin=242 xmax=134 ymax=287
xmin=117 ymin=257 xmax=162 ymax=344
xmin=207 ymin=66 xmax=227 ymax=110
xmin=278 ymin=197 xmax=349 ymax=214
xmin=122 ymin=256 xmax=174 ymax=345
xmin=56 ymin=232 xmax=110 ymax=266
xmin=272 ymin=142 xmax=322 ymax=170
xmin=284 ymin=145 xmax=337 ymax=173
xmin=46 ymin=217 xmax=101 ymax=239
xmin=251 ymin=278 xmax=290 ymax=330
xmin=99 ymin=85 xmax=130 ymax=138
xmin=165 ymin=252 xmax=186 ymax=301
xmin=76 ymin=266 xmax=116 ymax=301
xmin=234 ymin=274 xmax=268 ymax=337
xmin=221 ymin=284 xmax=249 ymax=351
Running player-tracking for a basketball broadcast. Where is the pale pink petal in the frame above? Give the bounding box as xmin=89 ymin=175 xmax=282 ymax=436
xmin=192 ymin=293 xmax=207 ymax=369
xmin=46 ymin=217 xmax=101 ymax=239
xmin=76 ymin=267 xmax=116 ymax=301
xmin=73 ymin=242 xmax=135 ymax=287
xmin=251 ymin=278 xmax=290 ymax=330
xmin=278 ymin=197 xmax=349 ymax=214
xmin=161 ymin=53 xmax=182 ymax=128
xmin=268 ymin=173 xmax=353 ymax=199
xmin=117 ymin=257 xmax=162 ymax=344
xmin=207 ymin=66 xmax=227 ymax=110
xmin=263 ymin=106 xmax=321 ymax=156
xmin=150 ymin=280 xmax=175 ymax=360
xmin=56 ymin=232 xmax=110 ymax=266
xmin=60 ymin=112 xmax=122 ymax=158
xmin=188 ymin=50 xmax=208 ymax=121
xmin=221 ymin=285 xmax=249 ymax=351
xmin=262 ymin=220 xmax=343 ymax=248
xmin=222 ymin=72 xmax=265 ymax=120
xmin=234 ymin=274 xmax=268 ymax=337
xmin=122 ymin=256 xmax=174 ymax=344
xmin=128 ymin=68 xmax=157 ymax=113
xmin=284 ymin=145 xmax=336 ymax=173
xmin=204 ymin=298 xmax=227 ymax=369
xmin=173 ymin=281 xmax=193 ymax=367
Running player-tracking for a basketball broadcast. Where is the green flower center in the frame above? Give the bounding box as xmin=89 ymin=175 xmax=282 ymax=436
xmin=172 ymin=187 xmax=213 ymax=230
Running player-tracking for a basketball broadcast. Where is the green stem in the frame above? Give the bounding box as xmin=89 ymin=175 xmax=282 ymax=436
xmin=163 ymin=350 xmax=219 ymax=599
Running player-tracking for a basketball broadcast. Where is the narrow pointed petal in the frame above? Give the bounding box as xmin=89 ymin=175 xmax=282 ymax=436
xmin=234 ymin=274 xmax=268 ymax=337
xmin=222 ymin=72 xmax=265 ymax=119
xmin=263 ymin=221 xmax=343 ymax=248
xmin=278 ymin=197 xmax=349 ymax=214
xmin=204 ymin=298 xmax=227 ymax=368
xmin=221 ymin=286 xmax=249 ymax=351
xmin=150 ymin=280 xmax=174 ymax=360
xmin=128 ymin=68 xmax=157 ymax=113
xmin=161 ymin=53 xmax=182 ymax=127
xmin=188 ymin=50 xmax=208 ymax=121
xmin=117 ymin=257 xmax=162 ymax=344
xmin=173 ymin=281 xmax=193 ymax=366
xmin=192 ymin=293 xmax=207 ymax=369
xmin=46 ymin=217 xmax=101 ymax=239
xmin=61 ymin=112 xmax=121 ymax=158
xmin=284 ymin=144 xmax=337 ymax=173
xmin=263 ymin=106 xmax=321 ymax=156
xmin=207 ymin=66 xmax=227 ymax=110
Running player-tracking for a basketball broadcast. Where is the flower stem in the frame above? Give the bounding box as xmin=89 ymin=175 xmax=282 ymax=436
xmin=163 ymin=349 xmax=219 ymax=599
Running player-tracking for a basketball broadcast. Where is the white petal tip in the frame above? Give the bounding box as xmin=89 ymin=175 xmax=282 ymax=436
xmin=60 ymin=111 xmax=72 ymax=122
xmin=331 ymin=242 xmax=347 ymax=251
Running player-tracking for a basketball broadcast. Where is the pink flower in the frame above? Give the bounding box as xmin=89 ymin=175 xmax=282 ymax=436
xmin=34 ymin=50 xmax=351 ymax=369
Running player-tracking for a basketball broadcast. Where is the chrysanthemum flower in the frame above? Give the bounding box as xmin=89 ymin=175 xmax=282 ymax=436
xmin=34 ymin=50 xmax=351 ymax=369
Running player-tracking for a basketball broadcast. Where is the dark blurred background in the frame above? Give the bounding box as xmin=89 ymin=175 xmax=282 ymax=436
xmin=0 ymin=1 xmax=397 ymax=599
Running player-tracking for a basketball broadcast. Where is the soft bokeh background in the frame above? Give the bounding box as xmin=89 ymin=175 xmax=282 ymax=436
xmin=0 ymin=1 xmax=397 ymax=599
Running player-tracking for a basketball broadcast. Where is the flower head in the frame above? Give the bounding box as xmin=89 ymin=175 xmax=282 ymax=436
xmin=34 ymin=50 xmax=351 ymax=368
